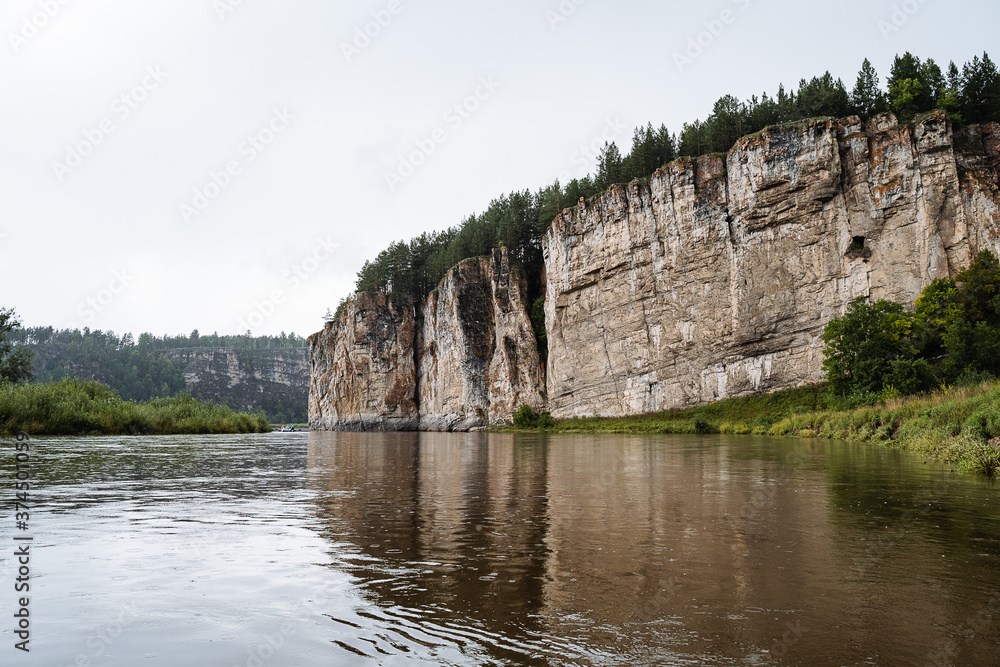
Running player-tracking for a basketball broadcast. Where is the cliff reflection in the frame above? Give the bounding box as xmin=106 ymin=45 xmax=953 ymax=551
xmin=305 ymin=432 xmax=1000 ymax=665
xmin=306 ymin=433 xmax=550 ymax=639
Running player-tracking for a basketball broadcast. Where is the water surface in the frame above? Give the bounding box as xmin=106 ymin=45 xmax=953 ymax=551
xmin=1 ymin=432 xmax=998 ymax=665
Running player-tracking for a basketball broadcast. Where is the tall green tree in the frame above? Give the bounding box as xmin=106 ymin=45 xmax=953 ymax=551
xmin=0 ymin=308 xmax=33 ymax=384
xmin=887 ymin=52 xmax=935 ymax=119
xmin=796 ymin=72 xmax=850 ymax=119
xmin=960 ymin=52 xmax=1000 ymax=123
xmin=913 ymin=277 xmax=962 ymax=357
xmin=953 ymin=249 xmax=1000 ymax=325
xmin=850 ymin=58 xmax=887 ymax=119
xmin=822 ymin=298 xmax=915 ymax=395
xmin=889 ymin=77 xmax=926 ymax=121
xmin=595 ymin=141 xmax=625 ymax=189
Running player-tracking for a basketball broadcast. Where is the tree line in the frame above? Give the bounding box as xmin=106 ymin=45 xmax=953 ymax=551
xmin=1 ymin=322 xmax=308 ymax=422
xmin=348 ymin=52 xmax=999 ymax=316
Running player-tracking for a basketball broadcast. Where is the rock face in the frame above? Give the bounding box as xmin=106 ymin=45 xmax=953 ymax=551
xmin=309 ymin=249 xmax=545 ymax=431
xmin=543 ymin=113 xmax=1000 ymax=418
xmin=308 ymin=293 xmax=420 ymax=431
xmin=310 ymin=112 xmax=1000 ymax=428
xmin=418 ymin=249 xmax=546 ymax=430
xmin=164 ymin=348 xmax=309 ymax=421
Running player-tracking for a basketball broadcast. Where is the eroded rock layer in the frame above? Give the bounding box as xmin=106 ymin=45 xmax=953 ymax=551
xmin=543 ymin=113 xmax=1000 ymax=418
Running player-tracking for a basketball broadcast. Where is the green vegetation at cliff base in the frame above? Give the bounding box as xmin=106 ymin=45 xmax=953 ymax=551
xmin=507 ymin=381 xmax=1000 ymax=476
xmin=0 ymin=378 xmax=270 ymax=436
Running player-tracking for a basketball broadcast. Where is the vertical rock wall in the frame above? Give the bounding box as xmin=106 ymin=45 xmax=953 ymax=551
xmin=309 ymin=249 xmax=545 ymax=430
xmin=543 ymin=113 xmax=1000 ymax=419
xmin=418 ymin=248 xmax=546 ymax=430
xmin=308 ymin=293 xmax=419 ymax=431
xmin=310 ymin=112 xmax=1000 ymax=429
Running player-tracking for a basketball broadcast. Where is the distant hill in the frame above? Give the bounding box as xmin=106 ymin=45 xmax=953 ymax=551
xmin=10 ymin=328 xmax=309 ymax=423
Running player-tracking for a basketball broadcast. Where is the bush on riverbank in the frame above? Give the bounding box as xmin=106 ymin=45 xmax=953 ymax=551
xmin=768 ymin=380 xmax=1000 ymax=475
xmin=0 ymin=378 xmax=270 ymax=436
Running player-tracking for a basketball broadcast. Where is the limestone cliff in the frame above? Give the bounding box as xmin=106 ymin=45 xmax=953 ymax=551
xmin=543 ymin=113 xmax=1000 ymax=418
xmin=418 ymin=249 xmax=546 ymax=430
xmin=308 ymin=293 xmax=420 ymax=431
xmin=309 ymin=249 xmax=545 ymax=430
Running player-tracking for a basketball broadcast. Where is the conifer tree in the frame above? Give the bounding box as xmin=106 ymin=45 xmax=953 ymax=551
xmin=850 ymin=58 xmax=887 ymax=119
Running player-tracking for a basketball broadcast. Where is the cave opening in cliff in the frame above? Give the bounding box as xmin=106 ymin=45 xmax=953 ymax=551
xmin=845 ymin=236 xmax=872 ymax=260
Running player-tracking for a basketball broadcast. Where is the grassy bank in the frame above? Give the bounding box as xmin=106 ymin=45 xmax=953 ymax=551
xmin=513 ymin=382 xmax=1000 ymax=475
xmin=0 ymin=378 xmax=270 ymax=436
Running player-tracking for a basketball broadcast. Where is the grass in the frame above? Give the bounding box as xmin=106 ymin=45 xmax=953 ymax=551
xmin=0 ymin=378 xmax=271 ymax=436
xmin=506 ymin=381 xmax=1000 ymax=476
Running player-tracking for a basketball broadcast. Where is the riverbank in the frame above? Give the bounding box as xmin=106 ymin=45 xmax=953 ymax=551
xmin=0 ymin=378 xmax=270 ymax=436
xmin=509 ymin=381 xmax=1000 ymax=475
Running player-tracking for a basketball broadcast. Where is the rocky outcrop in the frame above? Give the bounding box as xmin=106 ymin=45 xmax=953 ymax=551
xmin=309 ymin=249 xmax=545 ymax=431
xmin=543 ymin=113 xmax=1000 ymax=418
xmin=418 ymin=249 xmax=546 ymax=430
xmin=308 ymin=293 xmax=419 ymax=431
xmin=164 ymin=348 xmax=309 ymax=421
xmin=309 ymin=112 xmax=1000 ymax=428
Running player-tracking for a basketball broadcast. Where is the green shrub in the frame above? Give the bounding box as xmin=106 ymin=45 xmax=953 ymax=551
xmin=885 ymin=357 xmax=939 ymax=395
xmin=0 ymin=379 xmax=269 ymax=436
xmin=693 ymin=413 xmax=712 ymax=434
xmin=512 ymin=404 xmax=554 ymax=429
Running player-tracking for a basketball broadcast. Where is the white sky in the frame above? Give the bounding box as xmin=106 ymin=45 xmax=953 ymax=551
xmin=1 ymin=0 xmax=996 ymax=338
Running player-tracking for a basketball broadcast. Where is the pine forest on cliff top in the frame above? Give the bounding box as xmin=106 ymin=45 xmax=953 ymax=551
xmin=341 ymin=52 xmax=1000 ymax=328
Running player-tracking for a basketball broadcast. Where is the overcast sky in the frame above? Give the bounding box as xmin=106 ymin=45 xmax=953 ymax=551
xmin=1 ymin=0 xmax=996 ymax=339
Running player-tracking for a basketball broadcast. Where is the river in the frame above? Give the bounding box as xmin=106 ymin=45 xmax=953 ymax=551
xmin=1 ymin=432 xmax=998 ymax=665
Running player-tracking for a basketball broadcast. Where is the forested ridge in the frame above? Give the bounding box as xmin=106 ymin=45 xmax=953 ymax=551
xmin=6 ymin=327 xmax=308 ymax=423
xmin=347 ymin=52 xmax=1000 ymax=324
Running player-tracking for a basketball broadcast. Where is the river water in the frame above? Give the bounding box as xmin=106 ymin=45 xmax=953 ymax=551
xmin=1 ymin=432 xmax=998 ymax=666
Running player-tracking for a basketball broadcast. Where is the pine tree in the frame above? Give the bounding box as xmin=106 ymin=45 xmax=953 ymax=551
xmin=595 ymin=141 xmax=625 ymax=189
xmin=797 ymin=73 xmax=850 ymax=119
xmin=960 ymin=52 xmax=1000 ymax=123
xmin=850 ymin=58 xmax=887 ymax=119
xmin=888 ymin=52 xmax=935 ymax=119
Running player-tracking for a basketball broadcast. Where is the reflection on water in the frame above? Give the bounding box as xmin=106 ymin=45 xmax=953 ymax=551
xmin=0 ymin=432 xmax=997 ymax=665
xmin=305 ymin=432 xmax=1000 ymax=666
